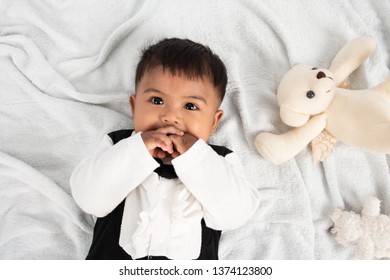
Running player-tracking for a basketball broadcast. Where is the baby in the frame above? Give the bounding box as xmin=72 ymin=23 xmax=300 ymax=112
xmin=70 ymin=38 xmax=260 ymax=260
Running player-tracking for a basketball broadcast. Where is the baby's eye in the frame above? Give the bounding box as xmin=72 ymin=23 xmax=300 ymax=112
xmin=150 ymin=97 xmax=164 ymax=105
xmin=184 ymin=103 xmax=198 ymax=110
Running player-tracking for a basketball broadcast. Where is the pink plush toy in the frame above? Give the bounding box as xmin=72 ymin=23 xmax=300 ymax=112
xmin=330 ymin=197 xmax=390 ymax=260
xmin=255 ymin=37 xmax=390 ymax=164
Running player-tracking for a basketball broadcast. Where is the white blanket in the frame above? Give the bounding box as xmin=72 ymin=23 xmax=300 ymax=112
xmin=1 ymin=0 xmax=389 ymax=259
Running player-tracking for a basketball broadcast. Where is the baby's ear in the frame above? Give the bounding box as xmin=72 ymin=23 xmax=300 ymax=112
xmin=129 ymin=94 xmax=136 ymax=115
xmin=210 ymin=109 xmax=224 ymax=134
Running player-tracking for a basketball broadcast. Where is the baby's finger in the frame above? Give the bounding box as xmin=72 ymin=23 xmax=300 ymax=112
xmin=153 ymin=148 xmax=168 ymax=159
xmin=169 ymin=134 xmax=186 ymax=154
xmin=143 ymin=134 xmax=172 ymax=154
xmin=159 ymin=134 xmax=176 ymax=154
xmin=170 ymin=150 xmax=181 ymax=158
xmin=156 ymin=126 xmax=184 ymax=136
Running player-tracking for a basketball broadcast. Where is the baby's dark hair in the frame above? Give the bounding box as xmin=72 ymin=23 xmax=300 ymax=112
xmin=135 ymin=38 xmax=227 ymax=102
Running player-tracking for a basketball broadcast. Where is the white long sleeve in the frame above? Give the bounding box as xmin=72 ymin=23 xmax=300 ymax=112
xmin=172 ymin=139 xmax=260 ymax=230
xmin=70 ymin=132 xmax=159 ymax=217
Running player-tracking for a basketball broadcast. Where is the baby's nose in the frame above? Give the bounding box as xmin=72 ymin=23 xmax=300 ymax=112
xmin=161 ymin=107 xmax=180 ymax=124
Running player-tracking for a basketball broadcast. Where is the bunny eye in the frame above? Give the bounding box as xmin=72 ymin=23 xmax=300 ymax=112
xmin=311 ymin=67 xmax=318 ymax=70
xmin=306 ymin=90 xmax=315 ymax=99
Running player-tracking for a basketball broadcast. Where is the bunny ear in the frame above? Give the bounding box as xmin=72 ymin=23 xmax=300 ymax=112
xmin=331 ymin=208 xmax=343 ymax=223
xmin=280 ymin=106 xmax=310 ymax=127
xmin=362 ymin=196 xmax=381 ymax=217
xmin=329 ymin=37 xmax=376 ymax=86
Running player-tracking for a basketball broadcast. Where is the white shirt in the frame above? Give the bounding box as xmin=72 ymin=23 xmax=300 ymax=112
xmin=70 ymin=132 xmax=260 ymax=259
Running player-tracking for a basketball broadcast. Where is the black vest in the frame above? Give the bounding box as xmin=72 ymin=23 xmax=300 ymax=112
xmin=86 ymin=129 xmax=232 ymax=260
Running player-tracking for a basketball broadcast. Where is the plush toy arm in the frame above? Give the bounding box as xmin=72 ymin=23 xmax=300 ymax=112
xmin=329 ymin=37 xmax=376 ymax=86
xmin=255 ymin=114 xmax=326 ymax=164
xmin=310 ymin=130 xmax=337 ymax=162
xmin=362 ymin=196 xmax=381 ymax=217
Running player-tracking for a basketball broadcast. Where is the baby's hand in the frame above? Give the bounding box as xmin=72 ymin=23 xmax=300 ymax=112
xmin=169 ymin=133 xmax=198 ymax=158
xmin=141 ymin=127 xmax=184 ymax=159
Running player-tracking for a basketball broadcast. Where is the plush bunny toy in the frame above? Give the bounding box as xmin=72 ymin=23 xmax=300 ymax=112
xmin=255 ymin=37 xmax=390 ymax=164
xmin=330 ymin=196 xmax=390 ymax=260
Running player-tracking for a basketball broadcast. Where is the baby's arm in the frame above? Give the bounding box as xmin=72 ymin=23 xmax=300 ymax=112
xmin=172 ymin=140 xmax=260 ymax=230
xmin=70 ymin=132 xmax=159 ymax=217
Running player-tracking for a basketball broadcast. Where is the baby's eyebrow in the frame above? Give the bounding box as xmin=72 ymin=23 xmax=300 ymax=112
xmin=143 ymin=88 xmax=166 ymax=95
xmin=185 ymin=95 xmax=208 ymax=105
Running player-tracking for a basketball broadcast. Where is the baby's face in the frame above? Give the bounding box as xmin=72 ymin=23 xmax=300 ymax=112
xmin=130 ymin=67 xmax=223 ymax=142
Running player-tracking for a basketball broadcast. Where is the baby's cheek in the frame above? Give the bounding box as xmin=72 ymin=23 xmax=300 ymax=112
xmin=186 ymin=122 xmax=212 ymax=141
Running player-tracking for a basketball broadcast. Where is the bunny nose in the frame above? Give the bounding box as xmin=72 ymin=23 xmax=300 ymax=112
xmin=316 ymin=71 xmax=326 ymax=79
